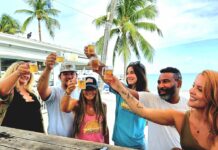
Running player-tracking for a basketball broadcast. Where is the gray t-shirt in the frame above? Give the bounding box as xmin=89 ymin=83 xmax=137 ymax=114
xmin=138 ymin=92 xmax=188 ymax=150
xmin=46 ymin=86 xmax=80 ymax=137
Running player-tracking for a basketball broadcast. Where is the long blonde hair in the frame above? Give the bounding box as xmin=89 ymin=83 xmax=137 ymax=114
xmin=201 ymin=70 xmax=218 ymax=135
xmin=2 ymin=61 xmax=34 ymax=93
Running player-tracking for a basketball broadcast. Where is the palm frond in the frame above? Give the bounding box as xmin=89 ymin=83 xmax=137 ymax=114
xmin=131 ymin=5 xmax=158 ymax=21
xmin=135 ymin=22 xmax=163 ymax=36
xmin=136 ymin=31 xmax=155 ymax=62
xmin=21 ymin=16 xmax=34 ymax=32
xmin=93 ymin=16 xmax=107 ymax=28
xmin=110 ymin=28 xmax=120 ymax=38
xmin=127 ymin=33 xmax=140 ymax=59
xmin=15 ymin=9 xmax=34 ymax=15
xmin=95 ymin=36 xmax=104 ymax=54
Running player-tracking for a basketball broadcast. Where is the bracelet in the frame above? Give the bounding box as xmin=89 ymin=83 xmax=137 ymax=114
xmin=64 ymin=90 xmax=71 ymax=96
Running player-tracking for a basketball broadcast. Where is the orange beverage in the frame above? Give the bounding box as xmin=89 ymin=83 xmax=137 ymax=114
xmin=29 ymin=62 xmax=38 ymax=73
xmin=103 ymin=66 xmax=113 ymax=80
xmin=56 ymin=56 xmax=64 ymax=63
xmin=91 ymin=57 xmax=99 ymax=70
xmin=78 ymin=79 xmax=86 ymax=89
xmin=87 ymin=45 xmax=95 ymax=55
xmin=104 ymin=69 xmax=113 ymax=80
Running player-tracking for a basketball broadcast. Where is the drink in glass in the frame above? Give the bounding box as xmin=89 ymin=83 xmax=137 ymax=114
xmin=87 ymin=44 xmax=95 ymax=55
xmin=102 ymin=66 xmax=113 ymax=80
xmin=90 ymin=57 xmax=99 ymax=70
xmin=78 ymin=77 xmax=86 ymax=89
xmin=56 ymin=52 xmax=64 ymax=63
xmin=29 ymin=62 xmax=38 ymax=73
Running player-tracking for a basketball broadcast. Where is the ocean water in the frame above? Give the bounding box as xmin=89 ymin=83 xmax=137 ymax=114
xmin=147 ymin=73 xmax=197 ymax=92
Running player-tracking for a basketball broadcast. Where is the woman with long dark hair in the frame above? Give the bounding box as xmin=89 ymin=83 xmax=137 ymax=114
xmin=61 ymin=76 xmax=109 ymax=143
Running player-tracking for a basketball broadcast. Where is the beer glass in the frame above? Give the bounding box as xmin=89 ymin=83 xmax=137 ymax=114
xmin=87 ymin=44 xmax=95 ymax=55
xmin=29 ymin=62 xmax=38 ymax=73
xmin=56 ymin=52 xmax=64 ymax=63
xmin=90 ymin=56 xmax=99 ymax=70
xmin=78 ymin=77 xmax=86 ymax=89
xmin=102 ymin=66 xmax=113 ymax=80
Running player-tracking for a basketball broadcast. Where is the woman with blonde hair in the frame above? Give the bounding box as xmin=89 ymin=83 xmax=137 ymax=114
xmin=107 ymin=70 xmax=218 ymax=150
xmin=0 ymin=61 xmax=44 ymax=133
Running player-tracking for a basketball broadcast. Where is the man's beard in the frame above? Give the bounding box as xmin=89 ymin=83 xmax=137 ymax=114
xmin=158 ymin=85 xmax=176 ymax=102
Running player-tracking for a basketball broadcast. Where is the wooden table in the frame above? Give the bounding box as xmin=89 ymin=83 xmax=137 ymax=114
xmin=0 ymin=126 xmax=132 ymax=150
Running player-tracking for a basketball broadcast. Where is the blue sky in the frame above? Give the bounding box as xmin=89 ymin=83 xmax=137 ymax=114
xmin=1 ymin=0 xmax=218 ymax=74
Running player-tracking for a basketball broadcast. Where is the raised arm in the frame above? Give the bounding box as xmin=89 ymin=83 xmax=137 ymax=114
xmin=60 ymin=78 xmax=78 ymax=112
xmin=37 ymin=53 xmax=56 ymax=100
xmin=0 ymin=63 xmax=29 ymax=96
xmin=108 ymin=76 xmax=185 ymax=133
xmin=61 ymin=95 xmax=78 ymax=112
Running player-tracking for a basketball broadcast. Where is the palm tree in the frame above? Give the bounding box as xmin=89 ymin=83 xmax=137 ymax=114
xmin=15 ymin=0 xmax=60 ymax=41
xmin=0 ymin=14 xmax=21 ymax=34
xmin=94 ymin=0 xmax=162 ymax=76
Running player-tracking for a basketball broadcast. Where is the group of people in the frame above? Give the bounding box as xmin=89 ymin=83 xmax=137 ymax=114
xmin=0 ymin=49 xmax=218 ymax=150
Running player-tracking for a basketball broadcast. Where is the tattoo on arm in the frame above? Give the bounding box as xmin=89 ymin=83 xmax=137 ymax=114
xmin=121 ymin=90 xmax=127 ymax=96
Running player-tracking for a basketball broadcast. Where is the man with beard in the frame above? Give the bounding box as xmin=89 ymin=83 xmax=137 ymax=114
xmin=37 ymin=53 xmax=80 ymax=137
xmin=131 ymin=67 xmax=188 ymax=150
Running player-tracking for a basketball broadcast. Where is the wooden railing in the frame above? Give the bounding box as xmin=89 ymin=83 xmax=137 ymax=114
xmin=0 ymin=126 xmax=133 ymax=150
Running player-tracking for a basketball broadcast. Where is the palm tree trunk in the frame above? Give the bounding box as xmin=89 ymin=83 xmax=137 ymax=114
xmin=38 ymin=19 xmax=42 ymax=41
xmin=101 ymin=0 xmax=117 ymax=64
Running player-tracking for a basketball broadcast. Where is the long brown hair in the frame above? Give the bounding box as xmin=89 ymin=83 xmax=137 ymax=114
xmin=201 ymin=70 xmax=218 ymax=135
xmin=126 ymin=61 xmax=149 ymax=91
xmin=72 ymin=89 xmax=108 ymax=137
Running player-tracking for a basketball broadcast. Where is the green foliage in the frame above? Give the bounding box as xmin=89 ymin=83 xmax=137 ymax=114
xmin=15 ymin=0 xmax=61 ymax=41
xmin=93 ymin=0 xmax=162 ymax=73
xmin=0 ymin=14 xmax=21 ymax=34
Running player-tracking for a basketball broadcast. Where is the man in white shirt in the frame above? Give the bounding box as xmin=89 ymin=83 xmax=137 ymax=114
xmin=37 ymin=53 xmax=80 ymax=137
xmin=139 ymin=67 xmax=188 ymax=150
xmin=110 ymin=67 xmax=188 ymax=150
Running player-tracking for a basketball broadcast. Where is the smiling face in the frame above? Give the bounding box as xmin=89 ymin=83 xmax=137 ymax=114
xmin=59 ymin=71 xmax=77 ymax=88
xmin=83 ymin=89 xmax=97 ymax=101
xmin=126 ymin=66 xmax=137 ymax=86
xmin=157 ymin=73 xmax=178 ymax=102
xmin=19 ymin=73 xmax=31 ymax=86
xmin=188 ymin=74 xmax=208 ymax=109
